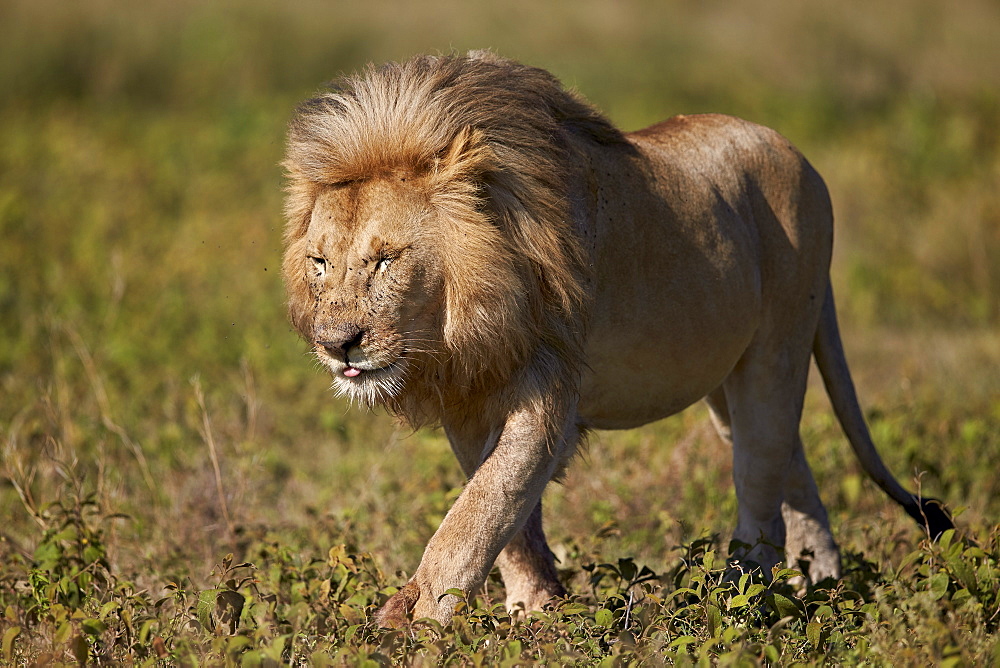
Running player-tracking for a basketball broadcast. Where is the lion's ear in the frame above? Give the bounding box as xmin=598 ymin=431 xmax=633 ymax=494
xmin=435 ymin=126 xmax=491 ymax=182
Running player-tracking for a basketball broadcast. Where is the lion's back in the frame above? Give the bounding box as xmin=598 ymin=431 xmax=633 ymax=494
xmin=577 ymin=114 xmax=835 ymax=430
xmin=625 ymin=112 xmax=834 ymax=275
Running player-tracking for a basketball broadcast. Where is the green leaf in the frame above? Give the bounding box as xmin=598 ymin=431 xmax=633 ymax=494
xmin=196 ymin=589 xmax=218 ymax=630
xmin=963 ymin=546 xmax=987 ymax=560
xmin=594 ymin=608 xmax=614 ymax=627
xmin=503 ymin=639 xmax=523 ymax=659
xmin=54 ymin=621 xmax=73 ymax=645
xmin=952 ymin=588 xmax=972 ymax=605
xmin=81 ymin=618 xmax=107 ymax=636
xmin=98 ymin=601 xmax=120 ymax=619
xmin=669 ymin=635 xmax=698 ymax=648
xmin=929 ymin=572 xmax=950 ymax=600
xmin=71 ymin=634 xmax=89 ymax=664
xmin=806 ymin=621 xmax=821 ymax=649
xmin=767 ymin=593 xmax=802 ymax=619
xmin=764 ymin=644 xmax=780 ymax=663
xmin=2 ymin=626 xmax=20 ymax=662
xmin=814 ymin=604 xmax=834 ymax=619
xmin=938 ymin=529 xmax=955 ymax=551
xmin=226 ymin=636 xmax=252 ymax=654
xmin=706 ymin=604 xmax=721 ymax=638
xmin=241 ymin=650 xmax=264 ymax=668
xmin=729 ymin=594 xmax=750 ymax=609
xmin=82 ymin=544 xmax=104 ymax=564
xmin=138 ymin=619 xmax=155 ymax=644
xmin=948 ymin=560 xmax=977 ymax=591
xmin=261 ymin=634 xmax=289 ymax=661
xmin=896 ymin=549 xmax=924 ymax=576
xmin=737 ymin=571 xmax=750 ymax=594
xmin=771 ymin=567 xmax=803 ymax=583
xmin=559 ymin=603 xmax=590 ymax=615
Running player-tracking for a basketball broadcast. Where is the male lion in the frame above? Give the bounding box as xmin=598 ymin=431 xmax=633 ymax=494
xmin=281 ymin=51 xmax=952 ymax=627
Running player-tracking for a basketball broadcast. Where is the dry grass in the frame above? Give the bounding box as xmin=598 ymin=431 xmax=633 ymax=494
xmin=1 ymin=0 xmax=998 ymax=663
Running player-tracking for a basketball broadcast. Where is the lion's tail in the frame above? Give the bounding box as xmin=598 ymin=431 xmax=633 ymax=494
xmin=812 ymin=282 xmax=953 ymax=539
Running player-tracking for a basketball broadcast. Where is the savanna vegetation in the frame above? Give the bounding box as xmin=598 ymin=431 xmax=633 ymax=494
xmin=1 ymin=0 xmax=998 ymax=664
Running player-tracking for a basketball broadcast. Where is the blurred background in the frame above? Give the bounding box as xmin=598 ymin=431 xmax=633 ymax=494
xmin=1 ymin=0 xmax=998 ymax=595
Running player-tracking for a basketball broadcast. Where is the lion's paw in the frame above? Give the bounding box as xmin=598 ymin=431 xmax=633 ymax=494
xmin=374 ymin=580 xmax=421 ymax=629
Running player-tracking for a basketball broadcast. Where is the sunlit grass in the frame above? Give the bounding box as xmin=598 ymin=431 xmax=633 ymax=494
xmin=1 ymin=0 xmax=998 ymax=663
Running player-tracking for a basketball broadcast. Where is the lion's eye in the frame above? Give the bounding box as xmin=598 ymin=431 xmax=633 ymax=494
xmin=309 ymin=256 xmax=327 ymax=277
xmin=374 ymin=256 xmax=392 ymax=273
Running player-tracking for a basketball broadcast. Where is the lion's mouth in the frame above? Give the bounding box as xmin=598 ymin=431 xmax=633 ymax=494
xmin=340 ymin=343 xmax=398 ymax=377
xmin=332 ymin=357 xmax=407 ymax=406
xmin=314 ymin=336 xmax=408 ymax=403
xmin=340 ymin=358 xmax=400 ymax=378
xmin=339 ymin=355 xmax=400 ymax=379
xmin=318 ymin=339 xmax=400 ymax=380
xmin=335 ymin=353 xmax=406 ymax=386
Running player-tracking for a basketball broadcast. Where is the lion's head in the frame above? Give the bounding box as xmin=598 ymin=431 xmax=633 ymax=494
xmin=281 ymin=52 xmax=625 ymax=423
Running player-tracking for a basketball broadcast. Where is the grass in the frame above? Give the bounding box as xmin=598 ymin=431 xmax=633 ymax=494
xmin=1 ymin=0 xmax=998 ymax=663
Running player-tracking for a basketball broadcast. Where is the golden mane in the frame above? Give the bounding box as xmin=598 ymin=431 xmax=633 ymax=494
xmin=282 ymin=51 xmax=627 ymax=419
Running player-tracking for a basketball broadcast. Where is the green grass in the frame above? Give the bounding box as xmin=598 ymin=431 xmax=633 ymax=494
xmin=1 ymin=0 xmax=999 ymax=664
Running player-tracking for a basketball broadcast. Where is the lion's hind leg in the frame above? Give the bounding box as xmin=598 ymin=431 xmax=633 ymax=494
xmin=781 ymin=447 xmax=841 ymax=583
xmin=706 ymin=386 xmax=784 ymax=573
xmin=495 ymin=501 xmax=566 ymax=616
xmin=715 ymin=359 xmax=840 ymax=584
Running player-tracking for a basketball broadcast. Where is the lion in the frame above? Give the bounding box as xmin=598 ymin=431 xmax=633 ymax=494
xmin=281 ymin=51 xmax=952 ymax=627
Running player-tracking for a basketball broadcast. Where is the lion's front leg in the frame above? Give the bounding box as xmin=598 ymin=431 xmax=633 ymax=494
xmin=375 ymin=405 xmax=574 ymax=628
xmin=445 ymin=422 xmax=566 ymax=617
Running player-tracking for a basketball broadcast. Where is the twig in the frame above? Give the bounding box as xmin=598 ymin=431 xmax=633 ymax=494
xmin=65 ymin=326 xmax=156 ymax=492
xmin=192 ymin=376 xmax=235 ymax=535
xmin=240 ymin=357 xmax=258 ymax=442
xmin=3 ymin=408 xmax=46 ymax=528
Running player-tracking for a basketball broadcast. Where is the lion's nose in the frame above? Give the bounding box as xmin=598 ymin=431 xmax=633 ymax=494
xmin=316 ymin=324 xmax=364 ymax=360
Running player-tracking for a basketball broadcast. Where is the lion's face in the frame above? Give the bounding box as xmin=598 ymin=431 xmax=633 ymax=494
xmin=283 ymin=58 xmax=597 ymax=418
xmin=287 ymin=175 xmax=444 ymax=406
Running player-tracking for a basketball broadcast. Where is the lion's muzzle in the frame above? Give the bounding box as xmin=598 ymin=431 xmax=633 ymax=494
xmin=315 ymin=321 xmax=398 ymax=383
xmin=315 ymin=323 xmax=364 ymax=362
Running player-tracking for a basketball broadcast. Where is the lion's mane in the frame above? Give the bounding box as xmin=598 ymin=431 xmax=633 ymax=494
xmin=282 ymin=52 xmax=628 ymax=422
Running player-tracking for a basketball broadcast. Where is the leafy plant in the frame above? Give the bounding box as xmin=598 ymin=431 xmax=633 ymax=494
xmin=2 ymin=0 xmax=999 ymax=663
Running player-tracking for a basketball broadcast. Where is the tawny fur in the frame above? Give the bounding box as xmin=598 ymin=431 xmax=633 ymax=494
xmin=283 ymin=52 xmax=620 ymax=428
xmin=282 ymin=51 xmax=952 ymax=628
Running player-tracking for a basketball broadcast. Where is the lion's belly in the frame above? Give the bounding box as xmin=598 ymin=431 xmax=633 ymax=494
xmin=570 ymin=117 xmax=830 ymax=430
xmin=577 ymin=299 xmax=755 ymax=430
xmin=574 ymin=171 xmax=762 ymax=429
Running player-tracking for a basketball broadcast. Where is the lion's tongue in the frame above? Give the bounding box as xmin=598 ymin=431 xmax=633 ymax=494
xmin=343 ymin=367 xmax=362 ymax=378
